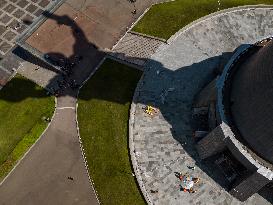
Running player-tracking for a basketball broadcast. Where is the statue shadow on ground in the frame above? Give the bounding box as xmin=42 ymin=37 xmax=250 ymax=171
xmin=2 ymin=11 xmax=272 ymax=204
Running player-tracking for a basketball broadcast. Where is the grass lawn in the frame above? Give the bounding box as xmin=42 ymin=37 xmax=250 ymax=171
xmin=0 ymin=75 xmax=55 ymax=181
xmin=77 ymin=59 xmax=145 ymax=205
xmin=133 ymin=0 xmax=273 ymax=40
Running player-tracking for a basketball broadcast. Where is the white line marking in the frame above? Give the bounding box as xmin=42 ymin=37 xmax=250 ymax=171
xmin=56 ymin=107 xmax=75 ymax=110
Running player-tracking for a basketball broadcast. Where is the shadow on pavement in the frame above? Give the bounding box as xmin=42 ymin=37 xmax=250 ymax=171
xmin=1 ymin=11 xmax=272 ymax=205
xmin=0 ymin=76 xmax=49 ymax=102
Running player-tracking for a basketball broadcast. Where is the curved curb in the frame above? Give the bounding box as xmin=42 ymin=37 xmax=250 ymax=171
xmin=129 ymin=71 xmax=154 ymax=205
xmin=0 ymin=96 xmax=57 ymax=186
xmin=128 ymin=5 xmax=273 ymax=205
xmin=75 ymin=55 xmax=149 ymax=204
xmin=75 ymin=102 xmax=101 ymax=205
xmin=216 ymin=36 xmax=273 ymax=175
xmin=74 ymin=56 xmax=107 ymax=205
xmin=168 ymin=5 xmax=273 ymax=44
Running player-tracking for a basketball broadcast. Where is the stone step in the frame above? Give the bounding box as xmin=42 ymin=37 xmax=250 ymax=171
xmin=110 ymin=31 xmax=165 ymax=67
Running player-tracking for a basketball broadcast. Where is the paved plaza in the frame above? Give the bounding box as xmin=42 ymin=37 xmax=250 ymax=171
xmin=1 ymin=1 xmax=273 ymax=205
xmin=0 ymin=0 xmax=166 ymax=204
xmin=0 ymin=0 xmax=57 ymax=85
xmin=0 ymin=0 xmax=54 ymax=55
xmin=19 ymin=0 xmax=168 ymax=86
xmin=130 ymin=6 xmax=273 ymax=205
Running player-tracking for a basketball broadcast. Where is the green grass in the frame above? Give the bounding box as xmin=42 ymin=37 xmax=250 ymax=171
xmin=0 ymin=75 xmax=55 ymax=181
xmin=133 ymin=0 xmax=273 ymax=39
xmin=78 ymin=59 xmax=145 ymax=205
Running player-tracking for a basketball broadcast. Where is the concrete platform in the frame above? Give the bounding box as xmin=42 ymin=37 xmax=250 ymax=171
xmin=0 ymin=1 xmax=168 ymax=205
xmin=17 ymin=0 xmax=164 ymax=85
xmin=130 ymin=6 xmax=273 ymax=205
xmin=0 ymin=0 xmax=58 ymax=56
xmin=110 ymin=31 xmax=166 ymax=67
xmin=0 ymin=0 xmax=62 ymax=85
xmin=25 ymin=2 xmax=105 ymax=84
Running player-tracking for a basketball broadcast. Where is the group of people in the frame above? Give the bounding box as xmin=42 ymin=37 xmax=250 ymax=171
xmin=178 ymin=173 xmax=200 ymax=193
xmin=44 ymin=54 xmax=82 ymax=96
xmin=143 ymin=105 xmax=158 ymax=117
xmin=44 ymin=54 xmax=83 ymax=76
xmin=57 ymin=78 xmax=79 ymax=90
xmin=143 ymin=104 xmax=201 ymax=194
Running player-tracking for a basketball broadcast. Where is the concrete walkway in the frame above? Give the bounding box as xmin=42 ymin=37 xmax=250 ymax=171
xmin=0 ymin=96 xmax=97 ymax=205
xmin=130 ymin=6 xmax=273 ymax=205
xmin=0 ymin=0 xmax=167 ymax=204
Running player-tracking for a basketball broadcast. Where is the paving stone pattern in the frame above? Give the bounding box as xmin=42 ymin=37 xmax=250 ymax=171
xmin=0 ymin=0 xmax=53 ymax=56
xmin=111 ymin=31 xmax=165 ymax=67
xmin=131 ymin=7 xmax=273 ymax=205
xmin=17 ymin=60 xmax=61 ymax=90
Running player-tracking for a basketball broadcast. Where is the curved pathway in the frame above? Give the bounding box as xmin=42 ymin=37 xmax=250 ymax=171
xmin=130 ymin=6 xmax=273 ymax=205
xmin=0 ymin=92 xmax=98 ymax=204
xmin=0 ymin=0 xmax=170 ymax=204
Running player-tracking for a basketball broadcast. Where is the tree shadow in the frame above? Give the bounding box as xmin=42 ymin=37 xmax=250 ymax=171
xmin=0 ymin=76 xmax=49 ymax=102
xmin=259 ymin=185 xmax=273 ymax=204
xmin=0 ymin=11 xmax=272 ymax=204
